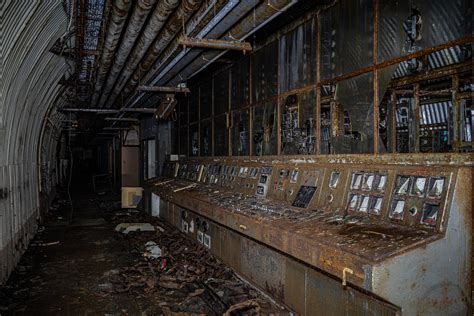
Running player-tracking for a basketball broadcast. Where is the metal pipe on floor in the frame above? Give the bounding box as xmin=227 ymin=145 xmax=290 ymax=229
xmin=98 ymin=0 xmax=157 ymax=108
xmin=90 ymin=0 xmax=132 ymax=108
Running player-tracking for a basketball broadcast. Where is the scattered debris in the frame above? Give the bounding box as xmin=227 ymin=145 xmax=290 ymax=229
xmin=144 ymin=241 xmax=162 ymax=259
xmin=102 ymin=215 xmax=289 ymax=315
xmin=114 ymin=223 xmax=155 ymax=234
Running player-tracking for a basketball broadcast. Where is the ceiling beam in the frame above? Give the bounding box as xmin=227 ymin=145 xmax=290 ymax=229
xmin=136 ymin=85 xmax=190 ymax=93
xmin=178 ymin=36 xmax=252 ymax=53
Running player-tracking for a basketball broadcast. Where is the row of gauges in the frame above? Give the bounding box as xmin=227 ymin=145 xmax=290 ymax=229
xmin=350 ymin=173 xmax=388 ymax=192
xmin=393 ymin=175 xmax=444 ymax=199
xmin=346 ymin=172 xmax=386 ymax=216
xmin=347 ymin=194 xmax=383 ymax=215
xmin=389 ymin=175 xmax=445 ymax=227
xmin=389 ymin=200 xmax=440 ymax=227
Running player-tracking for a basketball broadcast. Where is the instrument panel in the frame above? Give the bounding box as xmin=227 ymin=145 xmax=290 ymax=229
xmin=161 ymin=159 xmax=453 ymax=234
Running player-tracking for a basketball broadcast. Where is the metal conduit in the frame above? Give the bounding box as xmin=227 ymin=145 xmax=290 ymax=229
xmin=104 ymin=0 xmax=203 ymax=109
xmin=113 ymin=0 xmax=225 ymax=110
xmin=166 ymin=0 xmax=299 ymax=86
xmin=90 ymin=0 xmax=132 ymax=107
xmin=128 ymin=0 xmax=298 ymax=110
xmin=98 ymin=0 xmax=157 ymax=108
xmin=102 ymin=0 xmax=180 ymax=109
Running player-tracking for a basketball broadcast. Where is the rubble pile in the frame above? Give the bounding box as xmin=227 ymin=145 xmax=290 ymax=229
xmin=104 ymin=216 xmax=288 ymax=315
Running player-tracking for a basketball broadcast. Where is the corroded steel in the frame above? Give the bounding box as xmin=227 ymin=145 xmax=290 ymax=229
xmin=177 ymin=36 xmax=253 ymax=52
xmin=137 ymin=86 xmax=191 ymax=93
xmin=98 ymin=0 xmax=157 ymax=108
xmin=90 ymin=0 xmax=132 ymax=107
xmin=107 ymin=0 xmax=203 ymax=108
xmin=103 ymin=0 xmax=181 ymax=109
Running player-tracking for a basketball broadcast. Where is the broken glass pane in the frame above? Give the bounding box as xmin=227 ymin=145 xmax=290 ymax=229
xmin=421 ymin=203 xmax=440 ymax=227
xmin=333 ymin=72 xmax=374 ymax=154
xmin=214 ymin=114 xmax=228 ymax=156
xmin=200 ymin=120 xmax=212 ymax=156
xmin=231 ymin=56 xmax=250 ymax=109
xmin=320 ymin=0 xmax=373 ymax=80
xmin=179 ymin=126 xmax=188 ymax=156
xmin=428 ymin=177 xmax=445 ymax=198
xmin=252 ymin=102 xmax=277 ymax=156
xmin=189 ymin=124 xmax=199 ymax=157
xmin=395 ymin=175 xmax=411 ymax=195
xmin=390 ymin=199 xmax=405 ymax=220
xmin=329 ymin=171 xmax=341 ymax=189
xmin=279 ymin=17 xmax=316 ymax=92
xmin=214 ymin=69 xmax=230 ymax=115
xmin=411 ymin=177 xmax=427 ymax=197
xmin=369 ymin=197 xmax=383 ymax=215
xmin=281 ymin=91 xmax=316 ymax=155
xmin=231 ymin=109 xmax=249 ymax=156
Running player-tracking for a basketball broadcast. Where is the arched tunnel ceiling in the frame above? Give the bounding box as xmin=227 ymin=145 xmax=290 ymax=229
xmin=1 ymin=0 xmax=69 ymax=165
xmin=0 ymin=0 xmax=330 ymax=147
xmin=48 ymin=0 xmax=330 ymax=136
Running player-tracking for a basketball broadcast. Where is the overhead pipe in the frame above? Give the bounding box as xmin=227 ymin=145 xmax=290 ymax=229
xmin=115 ymin=0 xmax=248 ymax=115
xmin=177 ymin=36 xmax=253 ymax=52
xmin=129 ymin=0 xmax=251 ymax=108
xmin=105 ymin=0 xmax=203 ymax=108
xmin=165 ymin=0 xmax=300 ymax=86
xmin=136 ymin=85 xmax=190 ymax=93
xmin=97 ymin=0 xmax=157 ymax=108
xmin=90 ymin=0 xmax=132 ymax=107
xmin=103 ymin=0 xmax=180 ymax=108
xmin=129 ymin=0 xmax=297 ymax=109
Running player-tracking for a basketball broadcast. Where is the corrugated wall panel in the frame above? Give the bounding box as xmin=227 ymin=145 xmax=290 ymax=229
xmin=0 ymin=0 xmax=68 ymax=284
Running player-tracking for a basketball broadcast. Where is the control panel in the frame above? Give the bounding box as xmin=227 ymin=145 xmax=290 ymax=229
xmin=160 ymin=158 xmax=454 ymax=235
xmin=154 ymin=156 xmax=470 ymax=316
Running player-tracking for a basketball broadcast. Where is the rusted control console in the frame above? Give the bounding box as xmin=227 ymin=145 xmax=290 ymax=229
xmin=146 ymin=154 xmax=472 ymax=315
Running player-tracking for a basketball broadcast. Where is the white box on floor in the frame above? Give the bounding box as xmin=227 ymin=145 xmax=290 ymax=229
xmin=121 ymin=187 xmax=143 ymax=208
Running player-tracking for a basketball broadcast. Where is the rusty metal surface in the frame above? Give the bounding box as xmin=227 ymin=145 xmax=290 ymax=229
xmin=136 ymin=86 xmax=190 ymax=93
xmin=90 ymin=0 xmax=132 ymax=107
xmin=156 ymin=194 xmax=400 ymax=315
xmin=149 ymin=156 xmax=472 ymax=314
xmin=98 ymin=0 xmax=157 ymax=108
xmin=1 ymin=0 xmax=69 ymax=284
xmin=178 ymin=37 xmax=253 ymax=52
xmin=113 ymin=0 xmax=203 ymax=108
xmin=103 ymin=0 xmax=180 ymax=109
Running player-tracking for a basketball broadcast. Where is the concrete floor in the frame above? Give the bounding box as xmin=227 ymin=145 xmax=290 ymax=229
xmin=0 ymin=192 xmax=287 ymax=315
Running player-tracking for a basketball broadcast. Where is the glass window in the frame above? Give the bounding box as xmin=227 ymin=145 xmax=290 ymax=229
xmin=231 ymin=109 xmax=249 ymax=156
xmin=214 ymin=69 xmax=230 ymax=115
xmin=231 ymin=56 xmax=250 ymax=109
xmin=332 ymin=72 xmax=374 ymax=154
xmin=279 ymin=18 xmax=316 ymax=92
xmin=252 ymin=102 xmax=277 ymax=156
xmin=189 ymin=124 xmax=199 ymax=157
xmin=214 ymin=114 xmax=228 ymax=156
xmin=281 ymin=90 xmax=316 ymax=155
xmin=200 ymin=120 xmax=212 ymax=156
xmin=252 ymin=40 xmax=278 ymax=102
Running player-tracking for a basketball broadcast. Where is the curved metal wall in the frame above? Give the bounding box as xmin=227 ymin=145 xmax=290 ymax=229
xmin=0 ymin=0 xmax=67 ymax=284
